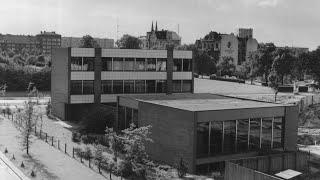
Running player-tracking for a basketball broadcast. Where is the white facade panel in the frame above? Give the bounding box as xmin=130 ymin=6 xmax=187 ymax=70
xmin=71 ymin=48 xmax=95 ymax=57
xmin=70 ymin=95 xmax=94 ymax=104
xmin=173 ymin=72 xmax=193 ymax=80
xmin=173 ymin=51 xmax=193 ymax=59
xmin=71 ymin=72 xmax=94 ymax=80
xmin=101 ymin=72 xmax=167 ymax=80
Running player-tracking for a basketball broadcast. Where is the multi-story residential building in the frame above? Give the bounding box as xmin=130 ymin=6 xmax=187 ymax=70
xmin=51 ymin=47 xmax=193 ymax=121
xmin=36 ymin=31 xmax=61 ymax=55
xmin=117 ymin=93 xmax=298 ymax=174
xmin=61 ymin=37 xmax=114 ymax=48
xmin=140 ymin=22 xmax=181 ymax=49
xmin=0 ymin=34 xmax=40 ymax=50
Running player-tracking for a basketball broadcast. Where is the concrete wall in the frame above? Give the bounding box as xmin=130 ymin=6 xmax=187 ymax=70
xmin=220 ymin=34 xmax=239 ymax=65
xmin=284 ymin=105 xmax=299 ymax=151
xmin=246 ymin=38 xmax=258 ymax=61
xmin=139 ymin=101 xmax=196 ymax=172
xmin=51 ymin=48 xmax=70 ymax=120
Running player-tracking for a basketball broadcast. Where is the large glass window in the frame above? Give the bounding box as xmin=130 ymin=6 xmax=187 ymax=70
xmin=183 ymin=59 xmax=192 ymax=71
xmin=156 ymin=58 xmax=167 ymax=71
xmin=113 ymin=57 xmax=123 ymax=71
xmin=135 ymin=58 xmax=145 ymax=71
xmin=70 ymin=80 xmax=82 ymax=95
xmin=83 ymin=57 xmax=94 ymax=71
xmin=124 ymin=80 xmax=134 ymax=93
xmin=71 ymin=57 xmax=82 ymax=71
xmin=223 ymin=121 xmax=236 ymax=154
xmin=197 ymin=122 xmax=209 ymax=157
xmin=101 ymin=80 xmax=112 ymax=94
xmin=135 ymin=80 xmax=145 ymax=93
xmin=273 ymin=117 xmax=283 ymax=149
xmin=146 ymin=80 xmax=156 ymax=93
xmin=262 ymin=117 xmax=273 ymax=149
xmin=146 ymin=58 xmax=156 ymax=71
xmin=173 ymin=59 xmax=182 ymax=71
xmin=237 ymin=119 xmax=249 ymax=152
xmin=182 ymin=80 xmax=192 ymax=92
xmin=83 ymin=80 xmax=94 ymax=94
xmin=173 ymin=80 xmax=182 ymax=93
xmin=124 ymin=58 xmax=134 ymax=71
xmin=102 ymin=57 xmax=112 ymax=71
xmin=113 ymin=80 xmax=123 ymax=94
xmin=118 ymin=106 xmax=126 ymax=130
xmin=210 ymin=121 xmax=223 ymax=155
xmin=249 ymin=118 xmax=261 ymax=150
xmin=156 ymin=80 xmax=166 ymax=93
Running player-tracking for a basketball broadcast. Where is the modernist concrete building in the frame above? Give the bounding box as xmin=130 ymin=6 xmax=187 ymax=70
xmin=116 ymin=93 xmax=298 ymax=174
xmin=51 ymin=47 xmax=193 ymax=121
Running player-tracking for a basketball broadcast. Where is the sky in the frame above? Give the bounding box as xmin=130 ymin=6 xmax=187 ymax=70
xmin=1 ymin=0 xmax=319 ymax=50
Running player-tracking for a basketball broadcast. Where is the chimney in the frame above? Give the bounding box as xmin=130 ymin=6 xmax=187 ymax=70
xmin=166 ymin=44 xmax=174 ymax=95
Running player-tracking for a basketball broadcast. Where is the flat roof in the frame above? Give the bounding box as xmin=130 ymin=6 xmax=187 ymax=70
xmin=119 ymin=93 xmax=286 ymax=112
xmin=275 ymin=169 xmax=302 ymax=179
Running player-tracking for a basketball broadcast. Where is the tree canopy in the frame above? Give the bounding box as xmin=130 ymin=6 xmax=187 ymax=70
xmin=116 ymin=34 xmax=142 ymax=49
xmin=80 ymin=35 xmax=100 ymax=48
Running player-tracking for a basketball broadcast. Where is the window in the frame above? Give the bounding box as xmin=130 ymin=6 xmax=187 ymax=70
xmin=249 ymin=118 xmax=261 ymax=150
xmin=101 ymin=80 xmax=112 ymax=94
xmin=262 ymin=117 xmax=273 ymax=149
xmin=124 ymin=58 xmax=134 ymax=71
xmin=210 ymin=121 xmax=223 ymax=155
xmin=70 ymin=80 xmax=82 ymax=95
xmin=118 ymin=106 xmax=126 ymax=130
xmin=146 ymin=80 xmax=156 ymax=93
xmin=273 ymin=117 xmax=283 ymax=149
xmin=156 ymin=58 xmax=166 ymax=71
xmin=197 ymin=122 xmax=209 ymax=157
xmin=156 ymin=80 xmax=166 ymax=93
xmin=83 ymin=57 xmax=94 ymax=71
xmin=223 ymin=121 xmax=236 ymax=154
xmin=102 ymin=57 xmax=112 ymax=71
xmin=83 ymin=81 xmax=94 ymax=94
xmin=125 ymin=107 xmax=133 ymax=129
xmin=133 ymin=109 xmax=138 ymax=127
xmin=183 ymin=59 xmax=192 ymax=71
xmin=124 ymin=80 xmax=134 ymax=93
xmin=71 ymin=57 xmax=82 ymax=71
xmin=237 ymin=119 xmax=249 ymax=152
xmin=146 ymin=58 xmax=156 ymax=71
xmin=173 ymin=59 xmax=182 ymax=71
xmin=135 ymin=80 xmax=145 ymax=93
xmin=182 ymin=80 xmax=192 ymax=92
xmin=135 ymin=58 xmax=145 ymax=71
xmin=113 ymin=57 xmax=123 ymax=71
xmin=113 ymin=80 xmax=123 ymax=94
xmin=173 ymin=80 xmax=181 ymax=92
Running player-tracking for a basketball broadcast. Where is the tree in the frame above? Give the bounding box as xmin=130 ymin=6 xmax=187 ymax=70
xmin=293 ymin=52 xmax=310 ymax=81
xmin=80 ymin=35 xmax=100 ymax=48
xmin=271 ymin=48 xmax=295 ymax=84
xmin=105 ymin=127 xmax=123 ymax=163
xmin=256 ymin=43 xmax=276 ymax=84
xmin=268 ymin=70 xmax=282 ymax=102
xmin=194 ymin=50 xmax=216 ymax=76
xmin=176 ymin=157 xmax=188 ymax=178
xmin=216 ymin=56 xmax=236 ymax=76
xmin=116 ymin=34 xmax=142 ymax=49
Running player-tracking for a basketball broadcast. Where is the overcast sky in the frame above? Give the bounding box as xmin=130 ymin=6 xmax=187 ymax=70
xmin=1 ymin=0 xmax=319 ymax=50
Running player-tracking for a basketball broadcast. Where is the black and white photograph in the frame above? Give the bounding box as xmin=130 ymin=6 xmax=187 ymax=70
xmin=0 ymin=0 xmax=319 ymax=179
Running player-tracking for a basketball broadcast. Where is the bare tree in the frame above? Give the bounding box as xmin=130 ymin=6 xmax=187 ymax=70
xmin=20 ymin=100 xmax=36 ymax=155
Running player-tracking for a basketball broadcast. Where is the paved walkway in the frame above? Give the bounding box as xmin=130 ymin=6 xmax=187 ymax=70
xmin=0 ymin=151 xmax=30 ymax=180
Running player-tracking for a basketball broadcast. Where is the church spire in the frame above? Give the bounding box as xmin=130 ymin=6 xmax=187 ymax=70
xmin=155 ymin=21 xmax=158 ymax=31
xmin=151 ymin=21 xmax=154 ymax=31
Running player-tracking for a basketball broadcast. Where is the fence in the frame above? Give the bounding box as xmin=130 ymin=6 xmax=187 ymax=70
xmin=297 ymin=94 xmax=320 ymax=112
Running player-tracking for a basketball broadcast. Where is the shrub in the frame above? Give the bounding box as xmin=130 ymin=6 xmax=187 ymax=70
xmin=46 ymin=101 xmax=52 ymax=116
xmin=83 ymin=146 xmax=93 ymax=160
xmin=176 ymin=158 xmax=188 ymax=178
xmin=72 ymin=132 xmax=81 ymax=143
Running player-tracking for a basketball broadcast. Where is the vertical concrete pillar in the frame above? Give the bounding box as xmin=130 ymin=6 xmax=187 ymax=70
xmin=284 ymin=105 xmax=299 ymax=151
xmin=191 ymin=50 xmax=195 ymax=93
xmin=94 ymin=48 xmax=102 ymax=104
xmin=166 ymin=45 xmax=174 ymax=94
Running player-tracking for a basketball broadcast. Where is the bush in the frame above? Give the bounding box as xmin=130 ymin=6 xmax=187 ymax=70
xmin=83 ymin=146 xmax=93 ymax=160
xmin=176 ymin=158 xmax=188 ymax=178
xmin=72 ymin=132 xmax=81 ymax=143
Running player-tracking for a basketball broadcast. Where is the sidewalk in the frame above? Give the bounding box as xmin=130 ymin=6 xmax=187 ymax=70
xmin=0 ymin=115 xmax=107 ymax=180
xmin=0 ymin=151 xmax=30 ymax=180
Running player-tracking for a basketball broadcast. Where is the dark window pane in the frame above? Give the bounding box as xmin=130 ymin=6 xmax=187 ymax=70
xmin=83 ymin=80 xmax=94 ymax=94
xmin=273 ymin=117 xmax=283 ymax=149
xmin=156 ymin=80 xmax=166 ymax=93
xmin=237 ymin=119 xmax=249 ymax=152
xmin=146 ymin=58 xmax=156 ymax=71
xmin=102 ymin=57 xmax=112 ymax=71
xmin=71 ymin=57 xmax=82 ymax=71
xmin=173 ymin=59 xmax=182 ymax=71
xmin=124 ymin=80 xmax=134 ymax=93
xmin=183 ymin=59 xmax=192 ymax=71
xmin=262 ymin=117 xmax=273 ymax=149
xmin=118 ymin=106 xmax=125 ymax=130
xmin=83 ymin=57 xmax=94 ymax=71
xmin=101 ymin=80 xmax=112 ymax=94
xmin=113 ymin=80 xmax=123 ymax=94
xmin=173 ymin=80 xmax=181 ymax=92
xmin=249 ymin=118 xmax=261 ymax=150
xmin=135 ymin=58 xmax=145 ymax=71
xmin=210 ymin=121 xmax=223 ymax=155
xmin=135 ymin=80 xmax=145 ymax=93
xmin=124 ymin=58 xmax=134 ymax=71
xmin=146 ymin=80 xmax=156 ymax=93
xmin=70 ymin=80 xmax=82 ymax=95
xmin=223 ymin=121 xmax=236 ymax=154
xmin=197 ymin=122 xmax=209 ymax=158
xmin=156 ymin=58 xmax=167 ymax=71
xmin=133 ymin=109 xmax=138 ymax=127
xmin=182 ymin=80 xmax=192 ymax=92
xmin=125 ymin=107 xmax=133 ymax=129
xmin=113 ymin=57 xmax=123 ymax=71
